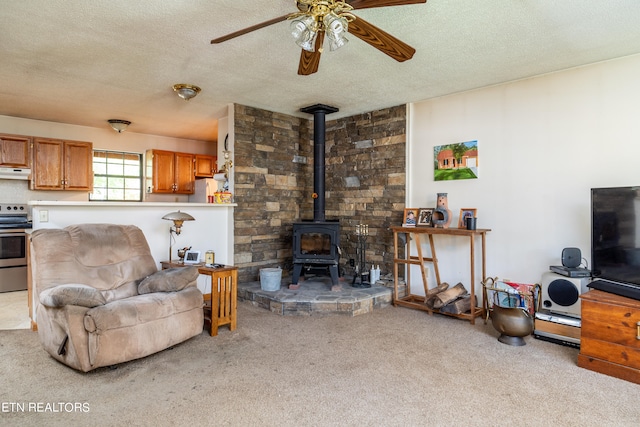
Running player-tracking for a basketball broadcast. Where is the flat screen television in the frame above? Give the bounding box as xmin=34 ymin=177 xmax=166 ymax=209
xmin=591 ymin=186 xmax=640 ymax=290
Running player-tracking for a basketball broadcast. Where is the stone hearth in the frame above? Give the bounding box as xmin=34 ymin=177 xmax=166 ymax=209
xmin=238 ymin=276 xmax=395 ymax=316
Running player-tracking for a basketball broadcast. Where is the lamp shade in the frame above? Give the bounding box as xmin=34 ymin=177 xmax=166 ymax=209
xmin=163 ymin=210 xmax=195 ymax=227
xmin=162 ymin=211 xmax=195 ymax=222
xmin=290 ymin=15 xmax=317 ymax=52
xmin=324 ymin=13 xmax=349 ymax=51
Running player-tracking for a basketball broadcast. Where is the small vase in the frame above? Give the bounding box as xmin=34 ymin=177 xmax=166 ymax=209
xmin=432 ymin=193 xmax=452 ymax=228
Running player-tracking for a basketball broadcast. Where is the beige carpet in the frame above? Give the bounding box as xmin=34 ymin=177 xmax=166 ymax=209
xmin=0 ymin=301 xmax=638 ymax=427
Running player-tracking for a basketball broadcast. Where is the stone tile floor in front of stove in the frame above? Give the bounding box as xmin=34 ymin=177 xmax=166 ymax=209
xmin=238 ymin=276 xmax=394 ymax=316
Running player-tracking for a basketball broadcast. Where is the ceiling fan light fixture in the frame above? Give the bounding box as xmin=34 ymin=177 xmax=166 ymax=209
xmin=211 ymin=0 xmax=420 ymax=76
xmin=298 ymin=33 xmax=318 ymax=52
xmin=107 ymin=119 xmax=131 ymax=133
xmin=290 ymin=15 xmax=318 ymax=52
xmin=324 ymin=12 xmax=347 ymax=36
xmin=324 ymin=12 xmax=349 ymax=51
xmin=172 ymin=84 xmax=201 ymax=101
xmin=328 ymin=34 xmax=348 ymax=51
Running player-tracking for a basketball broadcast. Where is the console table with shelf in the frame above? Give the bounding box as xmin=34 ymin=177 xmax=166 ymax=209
xmin=391 ymin=226 xmax=491 ymax=324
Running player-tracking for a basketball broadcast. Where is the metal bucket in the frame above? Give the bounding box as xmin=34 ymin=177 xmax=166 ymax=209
xmin=259 ymin=268 xmax=282 ymax=291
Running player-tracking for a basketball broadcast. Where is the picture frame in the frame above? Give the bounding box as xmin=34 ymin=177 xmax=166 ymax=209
xmin=458 ymin=208 xmax=477 ymax=228
xmin=417 ymin=208 xmax=434 ymax=226
xmin=184 ymin=250 xmax=201 ymax=264
xmin=433 ymin=140 xmax=479 ymax=181
xmin=403 ymin=208 xmax=419 ymax=227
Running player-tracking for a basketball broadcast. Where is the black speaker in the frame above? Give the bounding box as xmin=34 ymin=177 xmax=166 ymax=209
xmin=541 ymin=272 xmax=589 ymax=318
xmin=561 ymin=247 xmax=581 ymax=268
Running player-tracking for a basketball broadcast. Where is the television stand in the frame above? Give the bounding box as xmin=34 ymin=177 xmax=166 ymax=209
xmin=578 ymin=289 xmax=640 ymax=385
xmin=587 ymin=280 xmax=640 ymax=301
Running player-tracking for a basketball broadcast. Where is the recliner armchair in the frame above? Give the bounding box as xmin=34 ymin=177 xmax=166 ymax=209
xmin=30 ymin=224 xmax=204 ymax=372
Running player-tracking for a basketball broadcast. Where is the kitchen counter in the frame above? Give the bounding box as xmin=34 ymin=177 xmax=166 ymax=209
xmin=28 ymin=201 xmax=236 ymax=207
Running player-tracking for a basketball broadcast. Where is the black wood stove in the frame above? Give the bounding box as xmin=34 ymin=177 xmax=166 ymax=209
xmin=291 ymin=104 xmax=341 ymax=289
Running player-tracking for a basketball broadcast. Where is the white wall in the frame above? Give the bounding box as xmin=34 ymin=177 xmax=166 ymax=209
xmin=407 ymin=53 xmax=640 ymax=296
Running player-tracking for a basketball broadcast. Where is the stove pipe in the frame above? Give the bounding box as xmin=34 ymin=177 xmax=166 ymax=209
xmin=300 ymin=104 xmax=339 ymax=222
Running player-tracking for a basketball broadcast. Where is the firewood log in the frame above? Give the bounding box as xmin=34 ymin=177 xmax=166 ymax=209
xmin=425 ymin=282 xmax=450 ymax=307
xmin=433 ymin=282 xmax=468 ymax=309
xmin=424 ymin=282 xmax=449 ymax=304
xmin=439 ymin=295 xmax=472 ymax=315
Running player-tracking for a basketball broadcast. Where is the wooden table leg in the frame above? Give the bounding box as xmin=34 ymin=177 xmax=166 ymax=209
xmin=393 ymin=230 xmax=399 ymax=304
xmin=210 ymin=274 xmax=220 ymax=337
xmin=230 ymin=269 xmax=237 ymax=332
xmin=469 ymin=235 xmax=476 ymax=325
xmin=428 ymin=234 xmax=440 ymax=286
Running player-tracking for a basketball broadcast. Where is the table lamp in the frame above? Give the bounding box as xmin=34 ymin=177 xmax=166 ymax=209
xmin=162 ymin=210 xmax=195 ymax=262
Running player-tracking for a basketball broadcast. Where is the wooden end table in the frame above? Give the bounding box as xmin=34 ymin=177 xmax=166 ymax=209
xmin=160 ymin=261 xmax=238 ymax=336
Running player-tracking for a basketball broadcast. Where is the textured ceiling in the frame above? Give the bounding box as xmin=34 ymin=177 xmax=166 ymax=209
xmin=2 ymin=1 xmax=640 ymax=142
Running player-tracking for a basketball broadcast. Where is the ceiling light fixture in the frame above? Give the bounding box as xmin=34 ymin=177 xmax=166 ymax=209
xmin=289 ymin=0 xmax=354 ymax=52
xmin=107 ymin=119 xmax=131 ymax=133
xmin=172 ymin=84 xmax=201 ymax=101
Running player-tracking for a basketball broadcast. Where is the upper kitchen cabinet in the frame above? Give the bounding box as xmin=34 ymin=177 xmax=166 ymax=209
xmin=194 ymin=154 xmax=216 ymax=178
xmin=0 ymin=134 xmax=31 ymax=168
xmin=31 ymin=138 xmax=93 ymax=191
xmin=146 ymin=149 xmax=194 ymax=194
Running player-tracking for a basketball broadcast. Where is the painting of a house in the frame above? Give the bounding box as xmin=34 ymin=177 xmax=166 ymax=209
xmin=434 ymin=140 xmax=478 ymax=181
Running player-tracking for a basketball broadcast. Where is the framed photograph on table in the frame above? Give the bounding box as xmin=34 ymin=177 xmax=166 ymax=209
xmin=458 ymin=208 xmax=477 ymax=228
xmin=184 ymin=250 xmax=201 ymax=264
xmin=403 ymin=208 xmax=419 ymax=227
xmin=417 ymin=208 xmax=434 ymax=226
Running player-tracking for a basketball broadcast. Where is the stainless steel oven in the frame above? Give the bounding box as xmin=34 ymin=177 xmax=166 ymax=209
xmin=0 ymin=204 xmax=31 ymax=293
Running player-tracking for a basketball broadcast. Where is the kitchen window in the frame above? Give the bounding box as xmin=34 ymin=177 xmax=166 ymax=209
xmin=90 ymin=150 xmax=143 ymax=201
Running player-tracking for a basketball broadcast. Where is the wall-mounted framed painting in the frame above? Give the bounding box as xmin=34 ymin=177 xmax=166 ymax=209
xmin=434 ymin=140 xmax=478 ymax=181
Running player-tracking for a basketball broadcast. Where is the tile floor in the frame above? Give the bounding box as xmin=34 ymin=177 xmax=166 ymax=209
xmin=0 ymin=290 xmax=31 ymax=330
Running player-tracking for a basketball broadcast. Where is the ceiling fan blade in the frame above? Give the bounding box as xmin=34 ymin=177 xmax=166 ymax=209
xmin=298 ymin=32 xmax=325 ymax=75
xmin=211 ymin=14 xmax=290 ymax=44
xmin=347 ymin=17 xmax=416 ymax=62
xmin=347 ymin=0 xmax=427 ymax=10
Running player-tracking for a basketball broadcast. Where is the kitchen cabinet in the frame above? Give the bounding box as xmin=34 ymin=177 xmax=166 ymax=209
xmin=31 ymin=138 xmax=93 ymax=191
xmin=146 ymin=149 xmax=194 ymax=194
xmin=0 ymin=134 xmax=31 ymax=168
xmin=194 ymin=154 xmax=216 ymax=178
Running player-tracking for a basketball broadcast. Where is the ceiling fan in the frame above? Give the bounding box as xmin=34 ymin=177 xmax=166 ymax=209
xmin=210 ymin=0 xmax=427 ymax=75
